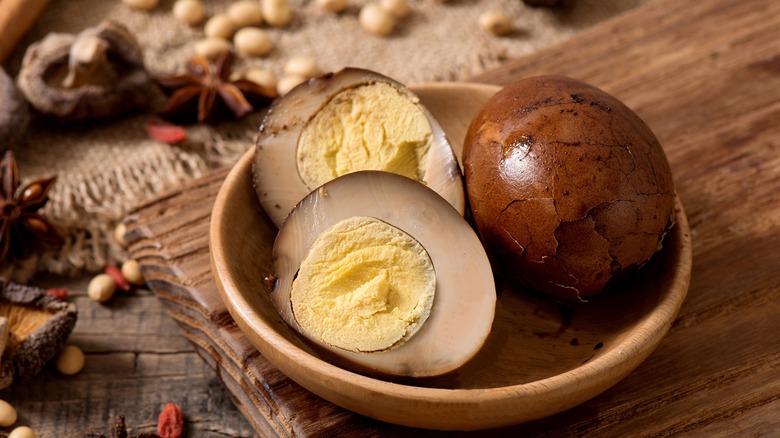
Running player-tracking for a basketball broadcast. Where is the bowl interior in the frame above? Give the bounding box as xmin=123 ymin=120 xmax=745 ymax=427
xmin=210 ymin=82 xmax=692 ymax=430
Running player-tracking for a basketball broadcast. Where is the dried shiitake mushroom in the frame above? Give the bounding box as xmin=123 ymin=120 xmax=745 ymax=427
xmin=17 ymin=20 xmax=152 ymax=123
xmin=463 ymin=75 xmax=675 ymax=300
xmin=0 ymin=281 xmax=77 ymax=389
xmin=0 ymin=67 xmax=30 ymax=147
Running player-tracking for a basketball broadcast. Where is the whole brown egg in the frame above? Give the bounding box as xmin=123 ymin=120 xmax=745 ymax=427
xmin=462 ymin=76 xmax=675 ymax=300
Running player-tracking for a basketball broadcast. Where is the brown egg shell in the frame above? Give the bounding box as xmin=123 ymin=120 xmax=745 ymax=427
xmin=462 ymin=75 xmax=675 ymax=300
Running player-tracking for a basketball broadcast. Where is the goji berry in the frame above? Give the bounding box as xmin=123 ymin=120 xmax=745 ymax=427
xmin=105 ymin=265 xmax=131 ymax=291
xmin=157 ymin=403 xmax=183 ymax=438
xmin=147 ymin=120 xmax=188 ymax=144
xmin=46 ymin=288 xmax=69 ymax=299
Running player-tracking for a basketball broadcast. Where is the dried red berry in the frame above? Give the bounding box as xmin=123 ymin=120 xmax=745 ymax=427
xmin=147 ymin=120 xmax=187 ymax=144
xmin=157 ymin=403 xmax=183 ymax=438
xmin=105 ymin=265 xmax=131 ymax=292
xmin=46 ymin=288 xmax=69 ymax=299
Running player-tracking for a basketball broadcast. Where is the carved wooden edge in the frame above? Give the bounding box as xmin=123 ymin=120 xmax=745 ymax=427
xmin=122 ymin=164 xmax=400 ymax=437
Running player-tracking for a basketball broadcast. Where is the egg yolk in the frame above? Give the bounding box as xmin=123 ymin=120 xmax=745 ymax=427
xmin=296 ymin=82 xmax=433 ymax=190
xmin=290 ymin=216 xmax=436 ymax=353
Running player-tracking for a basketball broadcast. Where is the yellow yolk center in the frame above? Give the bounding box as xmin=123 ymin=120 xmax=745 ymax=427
xmin=296 ymin=82 xmax=433 ymax=190
xmin=290 ymin=216 xmax=436 ymax=353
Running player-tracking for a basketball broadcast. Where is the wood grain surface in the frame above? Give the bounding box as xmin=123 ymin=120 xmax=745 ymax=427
xmin=126 ymin=0 xmax=777 ymax=434
xmin=1 ymin=273 xmax=255 ymax=437
xmin=3 ymin=0 xmax=779 ymax=435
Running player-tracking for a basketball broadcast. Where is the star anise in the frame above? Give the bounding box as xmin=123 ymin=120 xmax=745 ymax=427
xmin=0 ymin=150 xmax=63 ymax=263
xmin=156 ymin=51 xmax=277 ymax=124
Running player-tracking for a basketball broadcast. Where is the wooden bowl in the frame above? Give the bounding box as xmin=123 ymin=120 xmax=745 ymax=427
xmin=210 ymin=83 xmax=693 ymax=431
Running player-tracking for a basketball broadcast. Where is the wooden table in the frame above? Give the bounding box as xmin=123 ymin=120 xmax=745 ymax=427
xmin=3 ymin=0 xmax=779 ymax=435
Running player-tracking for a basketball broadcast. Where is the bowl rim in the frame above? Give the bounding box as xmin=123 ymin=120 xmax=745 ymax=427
xmin=210 ymin=82 xmax=693 ymax=430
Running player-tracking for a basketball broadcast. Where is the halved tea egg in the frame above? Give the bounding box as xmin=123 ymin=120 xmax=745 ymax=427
xmin=269 ymin=171 xmax=495 ymax=378
xmin=253 ymin=67 xmax=465 ymax=228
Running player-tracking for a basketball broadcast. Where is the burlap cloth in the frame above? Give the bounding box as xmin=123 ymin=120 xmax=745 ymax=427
xmin=5 ymin=0 xmax=644 ymax=277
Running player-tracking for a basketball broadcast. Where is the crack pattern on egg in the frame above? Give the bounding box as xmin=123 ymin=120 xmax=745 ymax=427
xmin=463 ymin=75 xmax=675 ymax=300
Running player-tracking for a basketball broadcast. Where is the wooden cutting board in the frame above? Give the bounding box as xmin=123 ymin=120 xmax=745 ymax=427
xmin=125 ymin=0 xmax=780 ymax=435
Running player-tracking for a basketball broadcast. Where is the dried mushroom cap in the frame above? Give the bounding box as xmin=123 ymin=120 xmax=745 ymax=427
xmin=0 ymin=281 xmax=77 ymax=389
xmin=17 ymin=20 xmax=152 ymax=123
xmin=0 ymin=66 xmax=31 ymax=147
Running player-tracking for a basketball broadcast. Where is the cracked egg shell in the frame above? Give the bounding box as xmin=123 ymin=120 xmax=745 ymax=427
xmin=463 ymin=75 xmax=675 ymax=300
xmin=269 ymin=171 xmax=495 ymax=378
xmin=253 ymin=67 xmax=465 ymax=229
